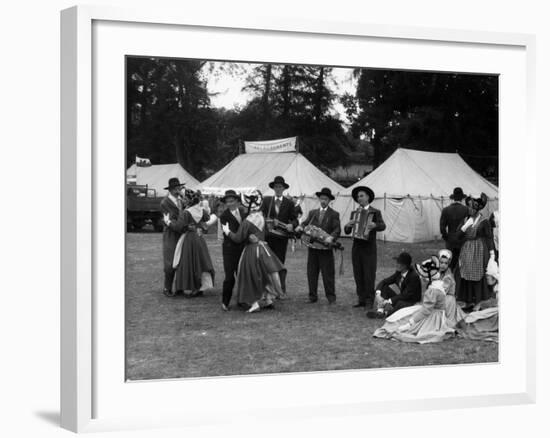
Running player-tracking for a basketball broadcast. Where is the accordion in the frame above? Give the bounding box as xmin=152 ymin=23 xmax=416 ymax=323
xmin=350 ymin=209 xmax=376 ymax=241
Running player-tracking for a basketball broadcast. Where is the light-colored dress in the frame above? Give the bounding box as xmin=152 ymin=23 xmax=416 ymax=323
xmin=373 ymin=282 xmax=455 ymax=344
xmin=441 ymin=269 xmax=466 ymax=327
xmin=456 ymin=307 xmax=498 ymax=342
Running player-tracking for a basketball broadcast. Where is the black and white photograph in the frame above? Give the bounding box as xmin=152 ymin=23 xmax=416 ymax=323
xmin=125 ymin=56 xmax=499 ymax=381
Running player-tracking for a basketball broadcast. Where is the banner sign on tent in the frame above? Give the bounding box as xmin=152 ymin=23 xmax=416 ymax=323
xmin=244 ymin=137 xmax=296 ymax=154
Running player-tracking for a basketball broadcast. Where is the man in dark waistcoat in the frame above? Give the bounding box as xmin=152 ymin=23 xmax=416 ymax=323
xmin=344 ymin=186 xmax=386 ymax=309
xmin=260 ymin=176 xmax=298 ymax=295
xmin=160 ymin=177 xmax=186 ymax=297
xmin=218 ymin=190 xmax=248 ymax=311
xmin=440 ymin=187 xmax=469 ymax=269
xmin=296 ymin=187 xmax=341 ymax=304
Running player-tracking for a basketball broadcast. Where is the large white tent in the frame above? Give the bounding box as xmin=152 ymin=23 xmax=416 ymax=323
xmin=332 ymin=148 xmax=499 ymax=242
xmin=126 ymin=163 xmax=200 ymax=196
xmin=198 ymin=149 xmax=345 ymax=217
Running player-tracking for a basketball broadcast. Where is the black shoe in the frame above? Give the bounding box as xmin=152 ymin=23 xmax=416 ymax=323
xmin=163 ymin=288 xmax=176 ymax=297
xmin=264 ymin=303 xmax=275 ymax=310
xmin=366 ymin=310 xmax=385 ymax=319
xmin=189 ymin=290 xmax=204 ymax=298
xmin=353 ymin=302 xmax=366 ymax=308
xmin=307 ymin=298 xmax=318 ymax=303
xmin=327 ymin=299 xmax=336 ymax=305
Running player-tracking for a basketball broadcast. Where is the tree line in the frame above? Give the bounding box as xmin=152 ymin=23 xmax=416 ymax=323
xmin=126 ymin=57 xmax=498 ymax=183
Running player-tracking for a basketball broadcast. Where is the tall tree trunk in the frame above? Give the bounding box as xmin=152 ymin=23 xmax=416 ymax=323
xmin=262 ymin=64 xmax=272 ymax=129
xmin=313 ymin=67 xmax=325 ymax=126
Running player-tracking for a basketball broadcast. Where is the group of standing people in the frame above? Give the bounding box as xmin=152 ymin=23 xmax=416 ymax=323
xmin=158 ymin=177 xmax=499 ymax=341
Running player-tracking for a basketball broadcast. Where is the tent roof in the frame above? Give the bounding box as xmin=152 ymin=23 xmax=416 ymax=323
xmin=127 ymin=163 xmax=200 ymax=195
xmin=345 ymin=148 xmax=498 ymax=198
xmin=198 ymin=152 xmax=344 ymax=196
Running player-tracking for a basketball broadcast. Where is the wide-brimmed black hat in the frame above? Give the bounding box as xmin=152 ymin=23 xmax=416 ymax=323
xmin=269 ymin=176 xmax=290 ymax=189
xmin=221 ymin=189 xmax=240 ymax=203
xmin=351 ymin=186 xmax=375 ymax=203
xmin=393 ymin=252 xmax=412 ymax=267
xmin=450 ymin=187 xmax=466 ymax=201
xmin=164 ymin=177 xmax=185 ymax=190
xmin=315 ymin=187 xmax=335 ymax=200
xmin=465 ymin=192 xmax=488 ymax=211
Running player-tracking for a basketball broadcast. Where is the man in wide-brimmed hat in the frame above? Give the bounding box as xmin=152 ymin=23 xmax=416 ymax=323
xmin=218 ymin=189 xmax=248 ymax=310
xmin=160 ymin=178 xmax=186 ymax=296
xmin=260 ymin=176 xmax=298 ymax=295
xmin=344 ymin=186 xmax=386 ymax=309
xmin=367 ymin=252 xmax=421 ymax=318
xmin=296 ymin=187 xmax=341 ymax=304
xmin=440 ymin=187 xmax=469 ymax=270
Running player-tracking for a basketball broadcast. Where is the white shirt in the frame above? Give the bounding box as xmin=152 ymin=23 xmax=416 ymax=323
xmin=231 ymin=208 xmax=241 ymax=223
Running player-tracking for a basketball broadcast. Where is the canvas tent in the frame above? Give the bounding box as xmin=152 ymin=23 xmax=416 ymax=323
xmin=198 ymin=138 xmax=344 ymax=217
xmin=126 ymin=163 xmax=200 ymax=196
xmin=332 ymin=148 xmax=499 ymax=243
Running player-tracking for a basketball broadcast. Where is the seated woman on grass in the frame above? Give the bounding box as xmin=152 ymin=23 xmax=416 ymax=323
xmin=373 ymin=256 xmax=456 ymax=344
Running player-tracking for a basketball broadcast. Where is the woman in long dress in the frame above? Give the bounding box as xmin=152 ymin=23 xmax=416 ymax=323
xmin=456 ymin=193 xmax=496 ymax=308
xmin=438 ymin=249 xmax=466 ymax=327
xmin=166 ymin=189 xmax=215 ymax=297
xmin=221 ymin=190 xmax=286 ymax=313
xmin=456 ymin=258 xmax=499 ymax=342
xmin=373 ymin=256 xmax=455 ymax=344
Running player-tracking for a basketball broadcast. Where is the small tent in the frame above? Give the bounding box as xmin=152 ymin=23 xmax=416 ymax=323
xmin=126 ymin=163 xmax=200 ymax=196
xmin=332 ymin=148 xmax=499 ymax=242
xmin=198 ymin=137 xmax=345 ymax=217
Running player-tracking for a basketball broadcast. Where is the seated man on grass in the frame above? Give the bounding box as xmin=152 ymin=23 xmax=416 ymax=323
xmin=367 ymin=252 xmax=422 ymax=318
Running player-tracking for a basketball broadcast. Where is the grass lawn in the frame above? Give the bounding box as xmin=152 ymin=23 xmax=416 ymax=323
xmin=126 ymin=230 xmax=498 ymax=380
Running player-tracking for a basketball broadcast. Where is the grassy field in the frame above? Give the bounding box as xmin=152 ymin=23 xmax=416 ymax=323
xmin=126 ymin=230 xmax=498 ymax=381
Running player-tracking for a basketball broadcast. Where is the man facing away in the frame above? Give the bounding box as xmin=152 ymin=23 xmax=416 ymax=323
xmin=218 ymin=190 xmax=248 ymax=311
xmin=344 ymin=186 xmax=386 ymax=309
xmin=366 ymin=251 xmax=422 ymax=318
xmin=296 ymin=188 xmax=341 ymax=304
xmin=159 ymin=177 xmax=186 ymax=297
xmin=260 ymin=176 xmax=298 ymax=295
xmin=440 ymin=187 xmax=469 ymax=269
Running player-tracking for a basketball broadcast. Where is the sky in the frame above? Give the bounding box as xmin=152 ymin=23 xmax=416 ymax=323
xmin=205 ymin=63 xmax=358 ymax=126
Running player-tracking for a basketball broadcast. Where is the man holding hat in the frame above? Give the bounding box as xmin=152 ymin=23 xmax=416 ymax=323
xmin=260 ymin=176 xmax=298 ymax=295
xmin=160 ymin=177 xmax=186 ymax=297
xmin=218 ymin=189 xmax=248 ymax=310
xmin=344 ymin=186 xmax=386 ymax=309
xmin=296 ymin=188 xmax=341 ymax=304
xmin=367 ymin=252 xmax=421 ymax=318
xmin=440 ymin=187 xmax=469 ymax=269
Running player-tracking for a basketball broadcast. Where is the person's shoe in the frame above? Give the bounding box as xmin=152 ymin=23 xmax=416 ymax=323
xmin=163 ymin=288 xmax=176 ymax=297
xmin=247 ymin=302 xmax=260 ymax=313
xmin=353 ymin=302 xmax=366 ymax=308
xmin=327 ymin=299 xmax=336 ymax=305
xmin=307 ymin=297 xmax=318 ymax=303
xmin=264 ymin=303 xmax=275 ymax=310
xmin=221 ymin=303 xmax=230 ymax=311
xmin=190 ymin=290 xmax=204 ymax=298
xmin=366 ymin=310 xmax=385 ymax=319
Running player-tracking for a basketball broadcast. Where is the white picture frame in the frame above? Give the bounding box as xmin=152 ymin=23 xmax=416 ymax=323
xmin=60 ymin=4 xmax=537 ymax=433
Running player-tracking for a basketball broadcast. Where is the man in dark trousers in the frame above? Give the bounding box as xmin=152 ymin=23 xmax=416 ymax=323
xmin=296 ymin=188 xmax=341 ymax=304
xmin=160 ymin=177 xmax=186 ymax=297
xmin=344 ymin=186 xmax=386 ymax=309
xmin=218 ymin=190 xmax=248 ymax=311
xmin=440 ymin=187 xmax=469 ymax=269
xmin=260 ymin=176 xmax=298 ymax=295
xmin=366 ymin=252 xmax=421 ymax=318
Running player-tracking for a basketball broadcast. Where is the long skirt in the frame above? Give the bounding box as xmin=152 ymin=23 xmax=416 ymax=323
xmin=456 ymin=267 xmax=490 ymax=305
xmin=445 ymin=295 xmax=466 ymax=328
xmin=373 ymin=308 xmax=455 ymax=344
xmin=456 ymin=307 xmax=498 ymax=342
xmin=235 ymin=242 xmax=286 ymax=306
xmin=175 ymin=231 xmax=215 ymax=292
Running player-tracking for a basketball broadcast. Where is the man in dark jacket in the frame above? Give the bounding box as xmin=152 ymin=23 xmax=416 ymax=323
xmin=366 ymin=252 xmax=421 ymax=318
xmin=218 ymin=190 xmax=248 ymax=311
xmin=296 ymin=188 xmax=341 ymax=304
xmin=160 ymin=178 xmax=186 ymax=297
xmin=260 ymin=176 xmax=298 ymax=295
xmin=344 ymin=186 xmax=386 ymax=309
xmin=440 ymin=187 xmax=469 ymax=269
